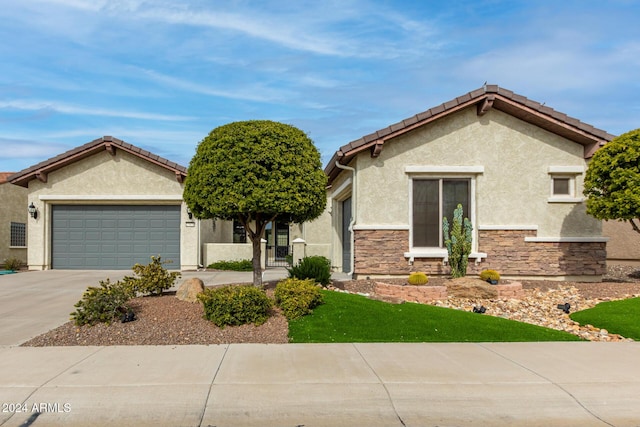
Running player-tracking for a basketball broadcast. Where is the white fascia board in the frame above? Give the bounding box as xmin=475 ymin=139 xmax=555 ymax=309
xmin=353 ymin=225 xmax=410 ymax=230
xmin=548 ymin=166 xmax=584 ymax=174
xmin=405 ymin=166 xmax=484 ymax=174
xmin=39 ymin=195 xmax=183 ymax=201
xmin=524 ymin=237 xmax=609 ymax=243
xmin=478 ymin=225 xmax=539 ymax=231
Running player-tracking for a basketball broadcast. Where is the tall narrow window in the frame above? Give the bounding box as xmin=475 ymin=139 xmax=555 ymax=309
xmin=10 ymin=222 xmax=26 ymax=247
xmin=412 ymin=179 xmax=469 ymax=247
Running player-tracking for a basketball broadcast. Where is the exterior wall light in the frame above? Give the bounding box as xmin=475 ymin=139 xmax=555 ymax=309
xmin=186 ymin=207 xmax=193 ymax=220
xmin=28 ymin=202 xmax=38 ymax=219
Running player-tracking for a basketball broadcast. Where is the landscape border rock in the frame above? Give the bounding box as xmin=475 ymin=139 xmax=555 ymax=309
xmin=176 ymin=278 xmax=205 ymax=303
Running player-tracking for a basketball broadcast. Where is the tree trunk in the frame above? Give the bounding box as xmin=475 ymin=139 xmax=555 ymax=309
xmin=251 ymin=234 xmax=262 ymax=287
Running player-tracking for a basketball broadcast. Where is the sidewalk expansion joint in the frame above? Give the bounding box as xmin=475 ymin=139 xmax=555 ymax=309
xmin=477 ymin=343 xmax=615 ymax=427
xmin=197 ymin=344 xmax=230 ymax=427
xmin=352 ymin=343 xmax=406 ymax=427
xmin=0 ymin=346 xmax=105 ymax=427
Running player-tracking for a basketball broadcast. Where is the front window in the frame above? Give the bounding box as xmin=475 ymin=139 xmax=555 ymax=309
xmin=10 ymin=222 xmax=26 ymax=247
xmin=412 ymin=179 xmax=469 ymax=247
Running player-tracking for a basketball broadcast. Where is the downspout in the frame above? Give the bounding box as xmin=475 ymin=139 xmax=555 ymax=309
xmin=334 ymin=161 xmax=356 ymax=277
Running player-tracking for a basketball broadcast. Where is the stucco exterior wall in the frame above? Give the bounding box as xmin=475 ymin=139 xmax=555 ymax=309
xmin=353 ymin=108 xmax=599 ymax=238
xmin=333 ymin=106 xmax=605 ymax=279
xmin=25 ymin=149 xmax=198 ymax=270
xmin=0 ymin=182 xmax=28 ymax=266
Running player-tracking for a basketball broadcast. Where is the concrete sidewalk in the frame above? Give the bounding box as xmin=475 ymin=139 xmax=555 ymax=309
xmin=1 ymin=342 xmax=639 ymax=426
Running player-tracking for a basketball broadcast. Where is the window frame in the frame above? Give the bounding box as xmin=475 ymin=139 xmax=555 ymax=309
xmin=10 ymin=222 xmax=27 ymax=248
xmin=407 ymin=171 xmax=479 ymax=256
xmin=547 ymin=166 xmax=583 ymax=203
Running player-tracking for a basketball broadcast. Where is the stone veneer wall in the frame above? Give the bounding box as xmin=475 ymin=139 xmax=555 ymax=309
xmin=354 ymin=229 xmax=606 ymax=278
xmin=478 ymin=229 xmax=606 ymax=276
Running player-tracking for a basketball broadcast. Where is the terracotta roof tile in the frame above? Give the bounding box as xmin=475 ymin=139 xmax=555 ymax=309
xmin=0 ymin=172 xmax=14 ymax=184
xmin=325 ymin=84 xmax=615 ymax=182
xmin=9 ymin=136 xmax=187 ymax=188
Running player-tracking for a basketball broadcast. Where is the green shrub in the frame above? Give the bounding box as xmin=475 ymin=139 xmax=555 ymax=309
xmin=207 ymin=259 xmax=253 ymax=271
xmin=129 ymin=256 xmax=181 ymax=296
xmin=287 ymin=256 xmax=331 ymax=286
xmin=274 ymin=278 xmax=324 ymax=320
xmin=479 ymin=269 xmax=501 ymax=283
xmin=408 ymin=272 xmax=429 ymax=285
xmin=70 ymin=278 xmax=135 ymax=326
xmin=198 ymin=285 xmax=273 ymax=328
xmin=3 ymin=257 xmax=22 ymax=271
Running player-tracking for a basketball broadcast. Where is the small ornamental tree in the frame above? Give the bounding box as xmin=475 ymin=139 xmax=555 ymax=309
xmin=183 ymin=120 xmax=328 ymax=286
xmin=584 ymin=128 xmax=640 ymax=233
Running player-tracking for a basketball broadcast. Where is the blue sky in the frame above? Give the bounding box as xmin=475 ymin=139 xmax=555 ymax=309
xmin=1 ymin=0 xmax=639 ymax=173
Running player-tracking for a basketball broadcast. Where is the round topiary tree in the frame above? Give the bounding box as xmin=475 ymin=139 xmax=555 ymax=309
xmin=584 ymin=128 xmax=640 ymax=233
xmin=183 ymin=120 xmax=328 ymax=286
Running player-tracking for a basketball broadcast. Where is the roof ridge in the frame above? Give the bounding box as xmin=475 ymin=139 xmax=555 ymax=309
xmin=325 ymin=85 xmax=615 ymax=182
xmin=9 ymin=136 xmax=187 ymax=187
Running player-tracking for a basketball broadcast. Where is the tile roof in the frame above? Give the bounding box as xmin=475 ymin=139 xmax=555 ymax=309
xmin=325 ymin=85 xmax=615 ymax=183
xmin=0 ymin=172 xmax=15 ymax=184
xmin=8 ymin=136 xmax=188 ymax=188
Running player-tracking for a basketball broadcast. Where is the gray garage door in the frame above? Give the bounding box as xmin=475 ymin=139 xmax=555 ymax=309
xmin=52 ymin=205 xmax=180 ymax=269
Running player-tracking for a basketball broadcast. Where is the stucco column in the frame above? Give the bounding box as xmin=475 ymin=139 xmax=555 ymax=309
xmin=292 ymin=238 xmax=306 ymax=266
xmin=260 ymin=238 xmax=266 ymax=270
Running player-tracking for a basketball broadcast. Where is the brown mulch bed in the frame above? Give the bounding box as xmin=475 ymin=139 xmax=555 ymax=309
xmin=21 ymin=266 xmax=640 ymax=347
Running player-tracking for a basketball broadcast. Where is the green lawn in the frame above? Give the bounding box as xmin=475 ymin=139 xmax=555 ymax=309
xmin=288 ymin=290 xmax=582 ymax=343
xmin=570 ymin=297 xmax=640 ymax=340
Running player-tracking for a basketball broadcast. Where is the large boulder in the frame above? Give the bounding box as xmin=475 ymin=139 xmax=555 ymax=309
xmin=176 ymin=278 xmax=205 ymax=302
xmin=446 ymin=278 xmax=498 ymax=299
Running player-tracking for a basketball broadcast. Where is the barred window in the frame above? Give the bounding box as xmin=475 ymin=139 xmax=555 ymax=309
xmin=10 ymin=222 xmax=26 ymax=247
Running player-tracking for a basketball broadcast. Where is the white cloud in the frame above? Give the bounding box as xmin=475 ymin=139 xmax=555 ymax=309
xmin=0 ymin=100 xmax=195 ymax=121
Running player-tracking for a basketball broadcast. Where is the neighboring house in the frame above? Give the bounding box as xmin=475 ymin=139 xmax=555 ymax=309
xmin=322 ymin=85 xmax=614 ymax=281
xmin=0 ymin=172 xmax=28 ymax=266
xmin=602 ymin=221 xmax=640 ymax=266
xmin=9 ymin=137 xmax=204 ymax=270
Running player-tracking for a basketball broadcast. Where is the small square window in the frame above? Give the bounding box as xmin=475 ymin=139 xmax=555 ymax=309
xmin=10 ymin=222 xmax=26 ymax=247
xmin=553 ymin=178 xmax=571 ymax=196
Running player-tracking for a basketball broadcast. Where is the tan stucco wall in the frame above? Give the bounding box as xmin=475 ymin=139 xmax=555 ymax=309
xmin=25 ymin=149 xmax=199 ymax=270
xmin=350 ymin=108 xmax=600 ymax=238
xmin=602 ymin=220 xmax=640 ymax=264
xmin=0 ymin=182 xmax=28 ymax=266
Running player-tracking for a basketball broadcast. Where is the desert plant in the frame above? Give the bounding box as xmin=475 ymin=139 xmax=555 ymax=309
xmin=274 ymin=278 xmax=324 ymax=320
xmin=198 ymin=285 xmax=273 ymax=328
xmin=207 ymin=259 xmax=253 ymax=271
xmin=70 ymin=278 xmax=136 ymax=326
xmin=479 ymin=269 xmax=501 ymax=283
xmin=408 ymin=272 xmax=429 ymax=286
xmin=443 ymin=204 xmax=473 ymax=278
xmin=129 ymin=256 xmax=181 ymax=296
xmin=3 ymin=257 xmax=22 ymax=271
xmin=287 ymin=255 xmax=332 ymax=286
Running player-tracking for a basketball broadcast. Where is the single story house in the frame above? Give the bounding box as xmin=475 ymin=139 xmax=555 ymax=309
xmin=9 ymin=85 xmax=630 ymax=278
xmin=0 ymin=172 xmax=28 ymax=266
xmin=322 ymin=85 xmax=615 ymax=281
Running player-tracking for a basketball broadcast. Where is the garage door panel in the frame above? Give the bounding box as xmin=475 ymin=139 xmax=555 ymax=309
xmin=52 ymin=205 xmax=180 ymax=269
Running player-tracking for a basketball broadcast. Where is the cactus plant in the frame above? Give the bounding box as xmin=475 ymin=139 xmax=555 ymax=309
xmin=443 ymin=204 xmax=473 ymax=278
xmin=408 ymin=271 xmax=429 ymax=286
